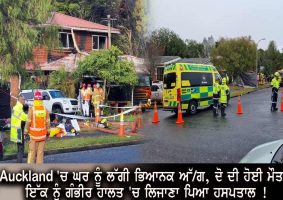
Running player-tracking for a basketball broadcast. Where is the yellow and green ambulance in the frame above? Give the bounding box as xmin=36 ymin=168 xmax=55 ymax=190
xmin=163 ymin=63 xmax=221 ymax=114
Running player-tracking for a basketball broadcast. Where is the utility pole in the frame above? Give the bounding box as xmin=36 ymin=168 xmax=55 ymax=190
xmin=102 ymin=15 xmax=116 ymax=49
xmin=107 ymin=15 xmax=111 ymax=48
xmin=101 ymin=15 xmax=117 ymax=103
xmin=256 ymin=38 xmax=265 ymax=87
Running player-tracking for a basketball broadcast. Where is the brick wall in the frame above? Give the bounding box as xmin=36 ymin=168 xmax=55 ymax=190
xmin=33 ymin=46 xmax=48 ymax=64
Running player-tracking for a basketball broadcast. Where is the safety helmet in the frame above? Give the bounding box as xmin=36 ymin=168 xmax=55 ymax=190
xmin=222 ymin=77 xmax=227 ymax=84
xmin=34 ymin=91 xmax=43 ymax=100
xmin=275 ymin=72 xmax=280 ymax=77
xmin=96 ymin=83 xmax=100 ymax=88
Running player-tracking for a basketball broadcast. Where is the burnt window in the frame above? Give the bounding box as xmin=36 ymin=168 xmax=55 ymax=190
xmin=92 ymin=35 xmax=107 ymax=50
xmin=181 ymin=72 xmax=213 ymax=87
xmin=59 ymin=32 xmax=74 ymax=48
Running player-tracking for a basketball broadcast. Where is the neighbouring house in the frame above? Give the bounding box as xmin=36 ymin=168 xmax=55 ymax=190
xmin=9 ymin=12 xmax=120 ymax=105
xmin=151 ymin=56 xmax=181 ymax=81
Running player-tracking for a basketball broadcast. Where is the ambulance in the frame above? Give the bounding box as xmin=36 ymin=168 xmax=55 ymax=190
xmin=163 ymin=63 xmax=221 ymax=114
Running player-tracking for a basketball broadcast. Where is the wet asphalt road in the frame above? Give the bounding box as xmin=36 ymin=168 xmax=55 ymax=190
xmin=3 ymin=88 xmax=283 ymax=163
xmin=139 ymin=87 xmax=283 ymax=163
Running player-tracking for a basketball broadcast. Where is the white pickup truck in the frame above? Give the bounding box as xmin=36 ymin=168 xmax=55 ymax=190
xmin=20 ymin=89 xmax=79 ymax=114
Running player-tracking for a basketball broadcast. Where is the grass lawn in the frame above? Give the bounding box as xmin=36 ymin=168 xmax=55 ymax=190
xmin=230 ymin=84 xmax=270 ymax=97
xmin=3 ymin=134 xmax=143 ymax=156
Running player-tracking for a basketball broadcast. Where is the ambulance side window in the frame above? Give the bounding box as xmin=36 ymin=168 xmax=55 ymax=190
xmin=181 ymin=72 xmax=213 ymax=87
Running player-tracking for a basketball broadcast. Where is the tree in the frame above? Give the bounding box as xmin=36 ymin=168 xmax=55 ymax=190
xmin=186 ymin=40 xmax=205 ymax=58
xmin=211 ymin=37 xmax=256 ymax=78
xmin=54 ymin=0 xmax=118 ymax=21
xmin=261 ymin=41 xmax=282 ymax=75
xmin=0 ymin=0 xmax=55 ymax=77
xmin=48 ymin=67 xmax=76 ymax=98
xmin=74 ymin=46 xmax=138 ymax=99
xmin=148 ymin=28 xmax=187 ymax=57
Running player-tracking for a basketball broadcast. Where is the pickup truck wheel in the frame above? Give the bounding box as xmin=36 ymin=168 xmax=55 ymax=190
xmin=53 ymin=107 xmax=63 ymax=114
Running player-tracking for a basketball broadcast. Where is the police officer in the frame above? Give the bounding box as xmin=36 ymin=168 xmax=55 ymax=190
xmin=219 ymin=77 xmax=230 ymax=117
xmin=10 ymin=95 xmax=28 ymax=163
xmin=213 ymin=77 xmax=220 ymax=116
xmin=271 ymin=72 xmax=281 ymax=111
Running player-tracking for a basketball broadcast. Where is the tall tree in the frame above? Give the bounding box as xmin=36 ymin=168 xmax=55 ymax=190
xmin=211 ymin=37 xmax=256 ymax=78
xmin=0 ymin=0 xmax=55 ymax=77
xmin=186 ymin=39 xmax=205 ymax=58
xmin=148 ymin=28 xmax=187 ymax=57
xmin=261 ymin=41 xmax=282 ymax=75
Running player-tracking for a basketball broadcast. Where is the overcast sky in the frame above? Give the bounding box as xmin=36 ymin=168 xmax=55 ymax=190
xmin=148 ymin=0 xmax=283 ymax=50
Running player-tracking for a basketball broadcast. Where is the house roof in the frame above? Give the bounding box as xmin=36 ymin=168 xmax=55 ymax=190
xmin=40 ymin=53 xmax=84 ymax=72
xmin=120 ymin=55 xmax=150 ymax=75
xmin=176 ymin=58 xmax=212 ymax=65
xmin=154 ymin=56 xmax=181 ymax=66
xmin=47 ymin=12 xmax=120 ymax=34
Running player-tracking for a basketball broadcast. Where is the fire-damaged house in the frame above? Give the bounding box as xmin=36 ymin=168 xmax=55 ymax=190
xmin=9 ymin=12 xmax=120 ymax=106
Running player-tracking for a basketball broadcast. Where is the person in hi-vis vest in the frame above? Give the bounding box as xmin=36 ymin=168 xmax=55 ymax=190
xmin=83 ymin=84 xmax=92 ymax=117
xmin=80 ymin=83 xmax=87 ymax=116
xmin=10 ymin=94 xmax=28 ymax=163
xmin=25 ymin=91 xmax=50 ymax=164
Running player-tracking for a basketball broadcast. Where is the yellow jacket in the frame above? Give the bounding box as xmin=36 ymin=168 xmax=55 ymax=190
xmin=10 ymin=102 xmax=28 ymax=143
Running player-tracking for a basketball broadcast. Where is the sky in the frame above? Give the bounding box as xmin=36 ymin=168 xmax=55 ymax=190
xmin=148 ymin=0 xmax=283 ymax=50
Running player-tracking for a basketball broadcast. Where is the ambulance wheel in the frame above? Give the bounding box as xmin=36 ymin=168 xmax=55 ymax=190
xmin=188 ymin=101 xmax=197 ymax=115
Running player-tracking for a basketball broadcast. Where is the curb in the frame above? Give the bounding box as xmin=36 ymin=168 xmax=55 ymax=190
xmin=1 ymin=139 xmax=145 ymax=161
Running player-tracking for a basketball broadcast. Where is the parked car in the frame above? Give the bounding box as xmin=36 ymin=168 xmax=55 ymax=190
xmin=240 ymin=139 xmax=283 ymax=163
xmin=20 ymin=89 xmax=79 ymax=114
xmin=151 ymin=81 xmax=163 ymax=104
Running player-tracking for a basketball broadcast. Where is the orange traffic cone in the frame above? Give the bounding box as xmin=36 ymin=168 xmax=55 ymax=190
xmin=137 ymin=103 xmax=142 ymax=128
xmin=176 ymin=103 xmax=184 ymax=124
xmin=119 ymin=113 xmax=125 ymax=136
xmin=236 ymin=95 xmax=243 ymax=115
xmin=280 ymin=91 xmax=283 ymax=112
xmin=152 ymin=101 xmax=160 ymax=123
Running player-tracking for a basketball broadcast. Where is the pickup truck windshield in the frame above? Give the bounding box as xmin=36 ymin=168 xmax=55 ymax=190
xmin=49 ymin=91 xmax=66 ymax=98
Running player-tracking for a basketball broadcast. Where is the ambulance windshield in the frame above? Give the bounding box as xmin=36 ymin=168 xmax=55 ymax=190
xmin=164 ymin=73 xmax=176 ymax=89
